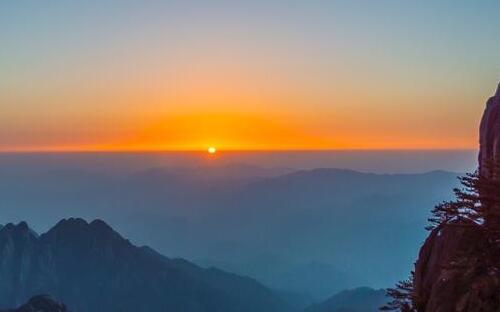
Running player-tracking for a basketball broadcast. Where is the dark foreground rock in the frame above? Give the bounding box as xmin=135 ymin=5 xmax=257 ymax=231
xmin=410 ymin=83 xmax=500 ymax=311
xmin=413 ymin=221 xmax=500 ymax=311
xmin=0 ymin=295 xmax=67 ymax=312
xmin=479 ymin=83 xmax=500 ymax=176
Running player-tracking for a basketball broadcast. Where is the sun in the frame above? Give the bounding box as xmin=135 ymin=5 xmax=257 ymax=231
xmin=207 ymin=146 xmax=217 ymax=154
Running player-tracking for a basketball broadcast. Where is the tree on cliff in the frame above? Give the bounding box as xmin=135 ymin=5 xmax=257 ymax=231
xmin=380 ymin=274 xmax=414 ymax=312
xmin=383 ymin=83 xmax=500 ymax=311
xmin=382 ymin=160 xmax=500 ymax=311
xmin=429 ymin=160 xmax=500 ymax=254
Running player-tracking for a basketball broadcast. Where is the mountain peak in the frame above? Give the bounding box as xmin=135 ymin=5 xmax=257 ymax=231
xmin=53 ymin=217 xmax=88 ymax=228
xmin=0 ymin=218 xmax=290 ymax=312
xmin=89 ymin=219 xmax=113 ymax=231
xmin=41 ymin=217 xmax=126 ymax=251
xmin=0 ymin=221 xmax=35 ymax=237
xmin=49 ymin=218 xmax=114 ymax=235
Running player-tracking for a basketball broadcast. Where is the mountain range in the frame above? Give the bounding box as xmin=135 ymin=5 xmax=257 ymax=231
xmin=0 ymin=164 xmax=459 ymax=301
xmin=0 ymin=217 xmax=392 ymax=312
xmin=0 ymin=218 xmax=289 ymax=312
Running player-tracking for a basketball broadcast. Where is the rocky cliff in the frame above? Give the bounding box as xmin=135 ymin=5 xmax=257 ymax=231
xmin=412 ymin=221 xmax=500 ymax=311
xmin=411 ymin=83 xmax=500 ymax=312
xmin=479 ymin=83 xmax=500 ymax=177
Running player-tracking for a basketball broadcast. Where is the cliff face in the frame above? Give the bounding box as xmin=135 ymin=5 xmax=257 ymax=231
xmin=412 ymin=222 xmax=500 ymax=311
xmin=412 ymin=83 xmax=500 ymax=312
xmin=479 ymin=83 xmax=500 ymax=177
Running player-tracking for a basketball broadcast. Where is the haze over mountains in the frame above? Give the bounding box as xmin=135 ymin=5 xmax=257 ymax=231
xmin=0 ymin=218 xmax=289 ymax=312
xmin=0 ymin=153 xmax=464 ymax=303
xmin=0 ymin=150 xmax=475 ymax=175
xmin=305 ymin=287 xmax=387 ymax=312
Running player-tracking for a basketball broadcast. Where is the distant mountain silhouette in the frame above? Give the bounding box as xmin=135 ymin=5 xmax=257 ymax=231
xmin=0 ymin=218 xmax=290 ymax=312
xmin=140 ymin=163 xmax=294 ymax=181
xmin=266 ymin=261 xmax=354 ymax=305
xmin=304 ymin=287 xmax=387 ymax=312
xmin=209 ymin=169 xmax=458 ymax=298
xmin=0 ymin=295 xmax=67 ymax=312
xmin=0 ymin=164 xmax=459 ymax=301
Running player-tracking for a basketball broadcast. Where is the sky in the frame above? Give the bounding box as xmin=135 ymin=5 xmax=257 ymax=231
xmin=1 ymin=0 xmax=500 ymax=151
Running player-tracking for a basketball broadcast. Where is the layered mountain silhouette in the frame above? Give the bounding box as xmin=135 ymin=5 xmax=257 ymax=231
xmin=305 ymin=287 xmax=387 ymax=312
xmin=0 ymin=162 xmax=459 ymax=300
xmin=0 ymin=218 xmax=289 ymax=312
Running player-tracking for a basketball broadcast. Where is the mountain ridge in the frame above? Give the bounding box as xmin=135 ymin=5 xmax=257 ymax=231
xmin=0 ymin=167 xmax=460 ymax=301
xmin=304 ymin=287 xmax=387 ymax=312
xmin=0 ymin=218 xmax=290 ymax=312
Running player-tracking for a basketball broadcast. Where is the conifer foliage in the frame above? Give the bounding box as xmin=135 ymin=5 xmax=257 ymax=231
xmin=381 ymin=160 xmax=500 ymax=311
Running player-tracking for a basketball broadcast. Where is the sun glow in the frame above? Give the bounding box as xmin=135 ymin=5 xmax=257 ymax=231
xmin=208 ymin=147 xmax=217 ymax=154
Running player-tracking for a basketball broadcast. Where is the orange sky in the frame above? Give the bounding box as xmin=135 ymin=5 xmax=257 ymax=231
xmin=0 ymin=59 xmax=489 ymax=152
xmin=1 ymin=1 xmax=499 ymax=152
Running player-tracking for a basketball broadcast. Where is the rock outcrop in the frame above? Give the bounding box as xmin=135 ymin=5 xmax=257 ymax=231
xmin=479 ymin=83 xmax=500 ymax=177
xmin=0 ymin=295 xmax=67 ymax=312
xmin=412 ymin=221 xmax=500 ymax=311
xmin=412 ymin=83 xmax=500 ymax=312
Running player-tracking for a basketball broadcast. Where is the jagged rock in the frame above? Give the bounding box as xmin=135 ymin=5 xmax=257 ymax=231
xmin=412 ymin=221 xmax=500 ymax=311
xmin=0 ymin=295 xmax=67 ymax=312
xmin=0 ymin=218 xmax=289 ymax=312
xmin=412 ymin=83 xmax=500 ymax=311
xmin=479 ymin=83 xmax=500 ymax=177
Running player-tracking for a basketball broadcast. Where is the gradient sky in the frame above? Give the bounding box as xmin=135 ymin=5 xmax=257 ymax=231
xmin=1 ymin=0 xmax=500 ymax=151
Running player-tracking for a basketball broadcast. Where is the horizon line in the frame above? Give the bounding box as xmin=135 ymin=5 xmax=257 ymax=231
xmin=0 ymin=148 xmax=478 ymax=154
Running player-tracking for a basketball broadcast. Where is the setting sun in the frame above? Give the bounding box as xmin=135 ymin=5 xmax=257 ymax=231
xmin=208 ymin=147 xmax=217 ymax=154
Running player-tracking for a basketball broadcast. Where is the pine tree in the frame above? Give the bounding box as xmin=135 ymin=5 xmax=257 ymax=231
xmin=382 ymin=159 xmax=500 ymax=311
xmin=380 ymin=273 xmax=415 ymax=311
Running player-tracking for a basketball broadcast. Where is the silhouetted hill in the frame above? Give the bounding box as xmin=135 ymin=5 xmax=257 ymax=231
xmin=0 ymin=218 xmax=290 ymax=312
xmin=304 ymin=287 xmax=387 ymax=312
xmin=0 ymin=295 xmax=67 ymax=312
